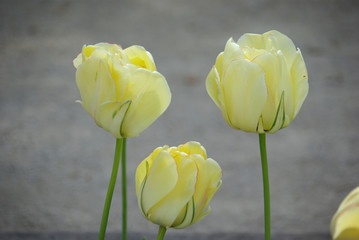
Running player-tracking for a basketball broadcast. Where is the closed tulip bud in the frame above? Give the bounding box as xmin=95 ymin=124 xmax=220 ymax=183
xmin=135 ymin=141 xmax=222 ymax=229
xmin=73 ymin=43 xmax=171 ymax=138
xmin=206 ymin=30 xmax=308 ymax=133
xmin=330 ymin=187 xmax=359 ymax=240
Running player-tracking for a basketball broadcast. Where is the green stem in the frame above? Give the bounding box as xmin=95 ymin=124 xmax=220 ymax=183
xmin=259 ymin=133 xmax=271 ymax=240
xmin=121 ymin=138 xmax=127 ymax=240
xmin=156 ymin=226 xmax=167 ymax=240
xmin=98 ymin=138 xmax=123 ymax=240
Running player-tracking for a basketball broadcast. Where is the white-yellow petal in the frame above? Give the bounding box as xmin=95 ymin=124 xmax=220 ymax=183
xmin=173 ymin=197 xmax=195 ymax=229
xmin=76 ymin=58 xmax=116 ymax=121
xmin=263 ymin=30 xmax=297 ymax=66
xmin=237 ymin=33 xmax=263 ymax=49
xmin=124 ymin=45 xmax=156 ymax=71
xmin=121 ymin=69 xmax=171 ymax=137
xmin=223 ymin=38 xmax=245 ymax=69
xmin=251 ymin=52 xmax=279 ymax=129
xmin=135 ymin=147 xmax=165 ymax=196
xmin=290 ymin=49 xmax=309 ymax=120
xmin=97 ymin=100 xmax=131 ymax=138
xmin=214 ymin=52 xmax=224 ymax=79
xmin=222 ymin=59 xmax=267 ymax=132
xmin=331 ymin=187 xmax=359 ymax=240
xmin=331 ymin=207 xmax=359 ymax=240
xmin=276 ymin=50 xmax=294 ymax=126
xmin=141 ymin=150 xmax=178 ymax=214
xmin=73 ymin=52 xmax=83 ymax=69
xmin=191 ymin=155 xmax=222 ymax=223
xmin=206 ymin=65 xmax=223 ymax=110
xmin=178 ymin=141 xmax=207 ymax=159
xmin=147 ymin=156 xmax=197 ymax=227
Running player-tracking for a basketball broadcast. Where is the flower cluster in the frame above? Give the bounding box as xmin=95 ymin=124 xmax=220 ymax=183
xmin=74 ymin=30 xmax=314 ymax=240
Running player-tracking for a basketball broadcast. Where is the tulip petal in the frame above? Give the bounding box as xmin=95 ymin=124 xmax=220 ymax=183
xmin=178 ymin=141 xmax=207 ymax=160
xmin=237 ymin=33 xmax=263 ymax=49
xmin=215 ymin=52 xmax=224 ymax=79
xmin=135 ymin=147 xmax=164 ymax=196
xmin=124 ymin=45 xmax=156 ymax=71
xmin=222 ymin=59 xmax=267 ymax=132
xmin=97 ymin=100 xmax=131 ymax=138
xmin=263 ymin=30 xmax=297 ymax=66
xmin=173 ymin=197 xmax=195 ymax=229
xmin=206 ymin=65 xmax=225 ymax=110
xmin=76 ymin=58 xmax=117 ymax=121
xmin=147 ymin=156 xmax=197 ymax=227
xmin=251 ymin=52 xmax=283 ymax=130
xmin=121 ymin=69 xmax=171 ymax=137
xmin=190 ymin=155 xmax=222 ymax=224
xmin=137 ymin=161 xmax=150 ymax=216
xmin=277 ymin=50 xmax=294 ymax=127
xmin=331 ymin=207 xmax=359 ymax=240
xmin=141 ymin=150 xmax=178 ymax=215
xmin=291 ymin=49 xmax=309 ymax=119
xmin=338 ymin=187 xmax=359 ymax=212
xmin=73 ymin=53 xmax=83 ymax=69
xmin=223 ymin=38 xmax=245 ymax=69
xmin=331 ymin=187 xmax=359 ymax=239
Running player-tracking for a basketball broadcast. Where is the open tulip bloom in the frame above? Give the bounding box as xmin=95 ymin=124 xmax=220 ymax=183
xmin=136 ymin=141 xmax=222 ymax=240
xmin=73 ymin=43 xmax=171 ymax=240
xmin=206 ymin=30 xmax=308 ymax=240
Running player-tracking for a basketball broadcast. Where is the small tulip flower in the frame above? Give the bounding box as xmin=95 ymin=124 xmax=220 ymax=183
xmin=206 ymin=30 xmax=308 ymax=133
xmin=73 ymin=43 xmax=171 ymax=138
xmin=135 ymin=141 xmax=222 ymax=229
xmin=331 ymin=187 xmax=359 ymax=240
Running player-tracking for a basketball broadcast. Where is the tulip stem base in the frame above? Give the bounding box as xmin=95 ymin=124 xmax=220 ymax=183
xmin=98 ymin=138 xmax=123 ymax=240
xmin=259 ymin=133 xmax=271 ymax=240
xmin=156 ymin=226 xmax=167 ymax=240
xmin=121 ymin=138 xmax=127 ymax=240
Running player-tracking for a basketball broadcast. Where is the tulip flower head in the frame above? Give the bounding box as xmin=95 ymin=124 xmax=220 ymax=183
xmin=73 ymin=43 xmax=171 ymax=138
xmin=206 ymin=30 xmax=308 ymax=133
xmin=135 ymin=141 xmax=222 ymax=229
xmin=331 ymin=187 xmax=359 ymax=240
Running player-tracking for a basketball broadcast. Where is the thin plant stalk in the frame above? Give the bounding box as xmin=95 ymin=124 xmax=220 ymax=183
xmin=98 ymin=138 xmax=123 ymax=240
xmin=259 ymin=133 xmax=271 ymax=240
xmin=156 ymin=226 xmax=167 ymax=240
xmin=122 ymin=138 xmax=127 ymax=240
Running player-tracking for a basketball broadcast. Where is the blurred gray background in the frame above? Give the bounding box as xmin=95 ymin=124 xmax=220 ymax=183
xmin=0 ymin=0 xmax=358 ymax=237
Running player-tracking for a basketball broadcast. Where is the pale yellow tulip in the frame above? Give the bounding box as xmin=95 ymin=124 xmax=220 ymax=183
xmin=73 ymin=43 xmax=171 ymax=138
xmin=331 ymin=187 xmax=359 ymax=240
xmin=135 ymin=141 xmax=222 ymax=229
xmin=206 ymin=30 xmax=308 ymax=133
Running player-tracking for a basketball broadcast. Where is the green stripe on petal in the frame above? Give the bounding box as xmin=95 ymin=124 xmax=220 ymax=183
xmin=97 ymin=100 xmax=131 ymax=139
xmin=173 ymin=197 xmax=195 ymax=229
xmin=267 ymin=91 xmax=286 ymax=133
